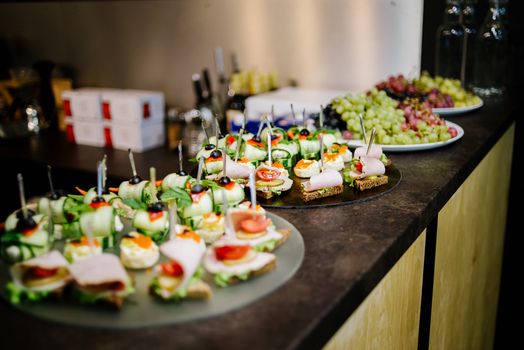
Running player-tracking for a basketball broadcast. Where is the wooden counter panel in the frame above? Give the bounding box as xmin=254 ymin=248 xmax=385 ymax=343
xmin=429 ymin=124 xmax=514 ymax=350
xmin=324 ymin=230 xmax=426 ymax=350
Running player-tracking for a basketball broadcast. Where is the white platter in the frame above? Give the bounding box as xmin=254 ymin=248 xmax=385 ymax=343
xmin=433 ymin=99 xmax=483 ymax=115
xmin=346 ymin=121 xmax=464 ymax=153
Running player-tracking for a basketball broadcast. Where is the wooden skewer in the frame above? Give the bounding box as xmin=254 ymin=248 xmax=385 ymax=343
xmin=222 ymin=149 xmax=227 ymax=177
xmin=256 ymin=115 xmax=265 ymax=138
xmin=319 ymin=134 xmax=324 ymax=170
xmin=17 ymin=173 xmax=28 ymax=219
xmin=102 ymin=154 xmax=107 ymax=190
xmin=196 ymin=158 xmax=204 ymax=186
xmin=267 ymin=130 xmax=272 ymax=167
xmin=178 ymin=141 xmax=184 ymax=174
xmin=290 ymin=104 xmax=297 ymax=125
xmin=319 ymin=105 xmax=324 ymax=128
xmin=366 ymin=128 xmax=376 ymax=156
xmin=149 ymin=166 xmax=158 ymax=202
xmin=303 ymin=108 xmax=307 ymax=128
xmin=128 ymin=148 xmax=138 ymax=177
xmin=47 ymin=165 xmax=55 ymax=196
xmin=201 ymin=119 xmax=210 ymax=145
xmin=168 ymin=201 xmax=178 ymax=241
xmin=96 ymin=161 xmax=103 ymax=198
xmin=242 ymin=109 xmax=247 ymax=130
xmin=234 ymin=128 xmax=244 ymax=162
xmin=359 ymin=114 xmax=367 ymax=146
xmin=249 ymin=169 xmax=256 ymax=211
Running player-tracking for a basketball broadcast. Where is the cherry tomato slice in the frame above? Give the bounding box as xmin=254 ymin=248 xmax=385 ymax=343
xmin=239 ymin=216 xmax=269 ymax=233
xmin=90 ymin=201 xmax=110 ymax=209
xmin=355 ymin=161 xmax=363 ymax=173
xmin=227 ymin=135 xmax=236 ymax=145
xmin=32 ymin=267 xmax=58 ymax=278
xmin=148 ymin=211 xmax=164 ymax=222
xmin=215 ymin=245 xmax=251 ymax=261
xmin=256 ymin=169 xmax=280 ymax=181
xmin=161 ymin=261 xmax=184 ymax=276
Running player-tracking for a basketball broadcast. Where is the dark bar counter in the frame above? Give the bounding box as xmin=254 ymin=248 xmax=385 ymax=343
xmin=0 ymin=98 xmax=517 ymax=349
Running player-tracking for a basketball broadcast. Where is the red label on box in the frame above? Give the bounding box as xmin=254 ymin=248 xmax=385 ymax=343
xmin=66 ymin=124 xmax=75 ymax=143
xmin=63 ymin=99 xmax=72 ymax=117
xmin=102 ymin=101 xmax=111 ymax=120
xmin=104 ymin=127 xmax=113 ymax=148
xmin=143 ymin=103 xmax=151 ymax=119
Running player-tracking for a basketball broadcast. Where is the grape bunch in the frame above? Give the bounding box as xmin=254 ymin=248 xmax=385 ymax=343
xmin=328 ymin=89 xmax=456 ymax=145
xmin=414 ymin=71 xmax=481 ymax=107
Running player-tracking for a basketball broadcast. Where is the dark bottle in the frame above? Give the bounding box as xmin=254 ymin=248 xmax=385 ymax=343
xmin=462 ymin=0 xmax=478 ymax=88
xmin=471 ymin=0 xmax=509 ymax=96
xmin=435 ymin=0 xmax=466 ymax=80
xmin=33 ymin=60 xmax=57 ymax=131
xmin=192 ymin=73 xmax=214 ymax=125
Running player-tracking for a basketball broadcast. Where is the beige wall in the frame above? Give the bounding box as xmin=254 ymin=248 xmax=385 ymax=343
xmin=0 ymin=0 xmax=423 ymax=109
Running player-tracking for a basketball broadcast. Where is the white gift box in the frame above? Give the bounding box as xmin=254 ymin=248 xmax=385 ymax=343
xmin=61 ymin=88 xmax=116 ymax=119
xmin=111 ymin=120 xmax=165 ymax=152
xmin=101 ymin=90 xmax=164 ymax=124
xmin=71 ymin=117 xmax=109 ymax=147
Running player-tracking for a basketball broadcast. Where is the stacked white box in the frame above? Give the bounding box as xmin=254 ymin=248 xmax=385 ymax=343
xmin=61 ymin=88 xmax=115 ymax=147
xmin=101 ymin=90 xmax=165 ymax=152
xmin=61 ymin=89 xmax=165 ymax=152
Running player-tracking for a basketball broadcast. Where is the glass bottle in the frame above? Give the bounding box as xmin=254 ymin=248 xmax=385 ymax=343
xmin=435 ymin=0 xmax=466 ymax=80
xmin=471 ymin=0 xmax=509 ymax=97
xmin=462 ymin=0 xmax=478 ymax=88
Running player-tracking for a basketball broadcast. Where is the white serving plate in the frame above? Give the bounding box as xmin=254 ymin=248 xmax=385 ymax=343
xmin=346 ymin=121 xmax=464 ymax=153
xmin=433 ymin=99 xmax=483 ymax=115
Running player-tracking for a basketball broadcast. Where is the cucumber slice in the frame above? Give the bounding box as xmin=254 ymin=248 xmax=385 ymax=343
xmin=118 ymin=181 xmax=149 ymax=202
xmin=49 ymin=196 xmax=68 ymax=224
xmin=37 ymin=197 xmax=51 ymax=217
xmin=83 ymin=187 xmax=117 ymax=204
xmin=256 ymin=179 xmax=285 ymax=188
xmin=79 ymin=206 xmax=115 ymax=237
xmin=162 ymin=173 xmax=189 ymax=192
xmin=299 ymin=139 xmax=320 ymax=155
xmin=133 ymin=210 xmax=169 ymax=234
xmin=208 ymin=136 xmax=226 ymax=149
xmin=19 ymin=227 xmax=50 ymax=247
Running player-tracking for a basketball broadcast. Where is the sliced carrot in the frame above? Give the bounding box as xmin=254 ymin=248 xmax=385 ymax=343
xmin=108 ymin=187 xmax=120 ymax=193
xmin=75 ymin=187 xmax=87 ymax=195
xmin=155 ymin=180 xmax=163 ymax=187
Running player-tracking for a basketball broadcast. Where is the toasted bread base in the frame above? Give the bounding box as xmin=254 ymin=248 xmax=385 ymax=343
xmin=355 ymin=175 xmax=389 ymax=191
xmin=225 ymin=258 xmax=277 ymax=286
xmin=254 ymin=229 xmax=291 ymax=252
xmin=186 ymin=280 xmax=213 ymax=300
xmin=301 ymin=184 xmax=344 ymax=202
xmin=257 ymin=190 xmax=275 ymax=199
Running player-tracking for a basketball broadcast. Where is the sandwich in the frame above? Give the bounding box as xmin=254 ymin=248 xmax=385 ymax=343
xmin=322 ymin=152 xmax=345 ymax=171
xmin=344 ymin=156 xmax=388 ymax=190
xmin=211 ymin=175 xmax=245 ymax=212
xmin=63 ymin=236 xmax=102 ymax=263
xmin=150 ymin=232 xmax=212 ymax=301
xmin=301 ymin=169 xmax=344 ymax=202
xmin=353 ymin=144 xmax=391 ymax=167
xmin=7 ymin=250 xmax=71 ymax=304
xmin=69 ymin=253 xmax=135 ymax=308
xmin=120 ymin=231 xmax=160 ymax=269
xmin=228 ymin=208 xmax=290 ymax=252
xmin=294 ymin=159 xmax=321 ymax=178
xmin=254 ymin=164 xmax=293 ymax=199
xmin=203 ymin=239 xmax=277 ymax=287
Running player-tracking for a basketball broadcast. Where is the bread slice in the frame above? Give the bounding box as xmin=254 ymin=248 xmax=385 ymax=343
xmin=275 ymin=229 xmax=291 ymax=250
xmin=301 ymin=184 xmax=344 ymax=202
xmin=186 ymin=280 xmax=212 ymax=300
xmin=257 ymin=190 xmax=275 ymax=199
xmin=224 ymin=258 xmax=277 ymax=286
xmin=355 ymin=175 xmax=388 ymax=191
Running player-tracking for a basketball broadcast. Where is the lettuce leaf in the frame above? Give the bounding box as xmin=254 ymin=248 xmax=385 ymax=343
xmin=7 ymin=282 xmax=53 ymax=304
xmin=214 ymin=271 xmax=250 ymax=288
xmin=160 ymin=188 xmax=192 ymax=208
xmin=254 ymin=239 xmax=278 ymax=252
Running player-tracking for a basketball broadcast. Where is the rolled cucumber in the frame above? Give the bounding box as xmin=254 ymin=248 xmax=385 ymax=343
xmin=162 ymin=173 xmax=189 ymax=192
xmin=205 ymin=160 xmax=223 ymax=175
xmin=83 ymin=187 xmax=117 ymax=204
xmin=38 ymin=196 xmax=72 ymax=224
xmin=133 ymin=210 xmax=169 ymax=234
xmin=212 ymin=183 xmax=245 ymax=207
xmin=181 ymin=192 xmax=213 ymax=219
xmin=118 ymin=181 xmax=150 ymax=202
xmin=244 ymin=144 xmax=267 ymax=162
xmin=79 ymin=206 xmax=117 ymax=237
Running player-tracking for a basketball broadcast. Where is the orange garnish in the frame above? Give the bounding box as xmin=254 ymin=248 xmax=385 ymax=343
xmin=176 ymin=231 xmax=202 ymax=243
xmin=108 ymin=187 xmax=119 ymax=193
xmin=238 ymin=158 xmax=250 ymax=163
xmin=127 ymin=233 xmax=153 ymax=249
xmin=271 ymin=135 xmax=283 ymax=145
xmin=271 ymin=162 xmax=284 ymax=169
xmin=70 ymin=236 xmax=101 ymax=247
xmin=295 ymin=159 xmax=315 ymax=169
xmin=205 ymin=156 xmax=222 ymax=163
xmin=247 ymin=139 xmax=264 ymax=148
xmin=90 ymin=201 xmax=110 ymax=209
xmin=155 ymin=180 xmax=163 ymax=187
xmin=324 ymin=153 xmax=340 ymax=162
xmin=21 ymin=226 xmax=38 ymax=237
xmin=75 ymin=187 xmax=87 ymax=195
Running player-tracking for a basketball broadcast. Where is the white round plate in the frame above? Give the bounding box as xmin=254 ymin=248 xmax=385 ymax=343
xmin=433 ymin=99 xmax=483 ymax=115
xmin=346 ymin=121 xmax=464 ymax=153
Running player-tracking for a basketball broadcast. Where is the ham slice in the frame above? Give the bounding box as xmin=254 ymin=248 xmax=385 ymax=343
xmin=69 ymin=253 xmax=128 ymax=286
xmin=350 ymin=156 xmax=385 ymax=179
xmin=160 ymin=239 xmax=205 ymax=292
xmin=354 ymin=144 xmax=383 ymax=159
xmin=10 ymin=250 xmax=71 ymax=292
xmin=221 ymin=157 xmax=252 ymax=179
xmin=20 ymin=250 xmax=68 ymax=269
xmin=302 ymin=169 xmax=343 ymax=192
